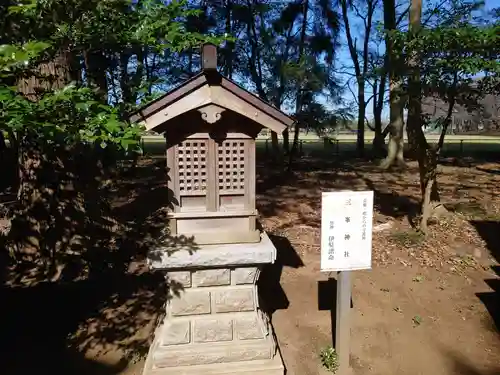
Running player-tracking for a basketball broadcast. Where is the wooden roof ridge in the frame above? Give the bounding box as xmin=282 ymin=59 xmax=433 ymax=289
xmin=128 ymin=72 xmax=207 ymax=124
xmin=128 ymin=44 xmax=294 ymax=131
xmin=219 ymin=75 xmax=293 ymax=126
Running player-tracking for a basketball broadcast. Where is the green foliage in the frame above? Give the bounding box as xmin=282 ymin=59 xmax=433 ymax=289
xmin=5 ymin=0 xmax=227 ymax=108
xmin=0 ymin=0 xmax=229 ymax=154
xmin=0 ymin=0 xmax=221 ymax=282
xmin=412 ymin=24 xmax=500 ymax=74
xmin=319 ymin=346 xmax=339 ymax=373
xmin=0 ymin=41 xmax=49 ymax=74
xmin=8 ymin=85 xmax=142 ymax=149
xmin=0 ymin=41 xmax=143 ymax=153
xmin=11 ymin=0 xmax=225 ymax=49
xmin=382 ymin=0 xmax=500 ymax=136
xmin=1 ymin=88 xmax=143 ymax=154
xmin=210 ymin=0 xmax=346 ymax=134
xmin=134 ymin=0 xmax=226 ymax=52
xmin=391 ymin=4 xmax=500 ymax=93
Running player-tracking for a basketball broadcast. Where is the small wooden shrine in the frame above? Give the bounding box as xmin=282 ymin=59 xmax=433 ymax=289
xmin=130 ymin=44 xmax=294 ymax=245
xmin=130 ymin=44 xmax=293 ymax=375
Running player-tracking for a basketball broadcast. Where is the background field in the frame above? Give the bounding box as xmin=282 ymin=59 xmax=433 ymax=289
xmin=140 ymin=133 xmax=500 ymax=157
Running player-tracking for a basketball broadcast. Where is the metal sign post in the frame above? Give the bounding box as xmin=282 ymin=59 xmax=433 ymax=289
xmin=320 ymin=191 xmax=374 ymax=375
xmin=336 ymin=270 xmax=352 ymax=374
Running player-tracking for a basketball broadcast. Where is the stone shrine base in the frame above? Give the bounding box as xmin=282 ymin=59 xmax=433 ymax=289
xmin=143 ymin=232 xmax=284 ymax=375
xmin=143 ymin=342 xmax=284 ymax=375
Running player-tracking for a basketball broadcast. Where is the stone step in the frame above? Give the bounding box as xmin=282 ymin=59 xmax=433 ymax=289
xmin=152 ymin=336 xmax=275 ymax=368
xmin=148 ymin=351 xmax=284 ymax=375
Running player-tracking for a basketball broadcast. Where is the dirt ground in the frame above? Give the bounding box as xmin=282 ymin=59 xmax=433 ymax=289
xmin=257 ymin=159 xmax=500 ymax=375
xmin=1 ymin=156 xmax=499 ymax=375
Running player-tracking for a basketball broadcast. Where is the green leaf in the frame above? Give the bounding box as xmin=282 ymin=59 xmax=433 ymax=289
xmin=120 ymin=138 xmax=137 ymax=151
xmin=75 ymin=102 xmax=89 ymax=111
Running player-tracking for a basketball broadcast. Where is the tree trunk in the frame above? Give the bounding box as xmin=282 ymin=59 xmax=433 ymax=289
xmin=273 ymin=24 xmax=295 ymax=159
xmin=372 ymin=53 xmax=388 ymax=157
xmin=224 ymin=0 xmax=233 ymax=78
xmin=340 ymin=0 xmax=374 ymax=157
xmin=9 ymin=47 xmax=76 ymax=269
xmin=14 ymin=135 xmax=41 ymax=257
xmin=406 ymin=0 xmax=443 ymax=232
xmin=290 ymin=0 xmax=309 ymax=158
xmin=371 ymin=84 xmax=383 ymax=155
xmin=419 ymin=78 xmax=457 ymax=233
xmin=13 ymin=48 xmax=76 ymax=200
xmin=288 ymin=0 xmax=309 ymax=165
xmin=380 ymin=0 xmax=405 ymax=168
xmin=288 ymin=121 xmax=301 ymax=170
xmin=380 ymin=79 xmax=405 ymax=168
xmin=417 ymin=147 xmax=440 ymax=234
xmin=282 ymin=130 xmax=289 ymax=155
xmin=0 ymin=130 xmax=11 ymax=192
xmin=372 ymin=131 xmax=386 ymax=158
xmin=271 ymin=132 xmax=280 ymax=155
xmin=17 ymin=49 xmax=77 ymax=101
xmin=83 ymin=50 xmax=109 ymax=103
xmin=0 ymin=130 xmax=6 ymax=160
xmin=245 ymin=0 xmax=282 ymax=159
xmin=372 ymin=117 xmax=386 ymax=157
xmin=357 ymin=80 xmax=366 ymax=156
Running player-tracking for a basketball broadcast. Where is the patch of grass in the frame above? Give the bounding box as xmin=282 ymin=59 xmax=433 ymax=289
xmin=412 ymin=315 xmax=423 ymax=326
xmin=320 ymin=346 xmax=339 ymax=373
xmin=449 ymin=254 xmax=478 ymax=272
xmin=482 ymin=211 xmax=500 ymax=221
xmin=446 ymin=201 xmax=487 ymax=218
xmin=412 ymin=275 xmax=425 ymax=283
xmin=446 ymin=201 xmax=500 ymax=221
xmin=389 ymin=230 xmax=425 ymax=247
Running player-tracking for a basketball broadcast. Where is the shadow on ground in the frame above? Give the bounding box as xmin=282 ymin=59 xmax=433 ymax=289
xmin=256 ymin=158 xmax=363 ymax=231
xmin=443 ymin=348 xmax=500 ymax=375
xmin=317 ymin=277 xmax=354 ymax=348
xmin=0 ymin=158 xmax=194 ymax=375
xmin=318 ymin=278 xmax=338 ymax=347
xmin=256 ymin=157 xmax=424 ymax=226
xmin=258 ymin=234 xmax=304 ymax=319
xmin=470 ymin=220 xmax=500 ymax=333
xmin=0 ymin=272 xmax=164 ymax=375
xmin=2 ymin=151 xmax=497 ymax=375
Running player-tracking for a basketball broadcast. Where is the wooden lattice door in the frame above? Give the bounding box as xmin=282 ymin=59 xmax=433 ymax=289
xmin=169 ymin=135 xmax=254 ymax=214
xmin=217 ymin=139 xmax=247 ymax=211
xmin=174 ymin=139 xmax=208 ymax=212
xmin=177 ymin=140 xmax=208 ymax=194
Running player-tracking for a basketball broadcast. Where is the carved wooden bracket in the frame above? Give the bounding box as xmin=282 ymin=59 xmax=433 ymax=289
xmin=198 ymin=104 xmax=225 ymax=124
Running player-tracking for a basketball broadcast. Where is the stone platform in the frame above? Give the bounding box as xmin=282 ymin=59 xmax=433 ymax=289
xmin=143 ymin=232 xmax=284 ymax=375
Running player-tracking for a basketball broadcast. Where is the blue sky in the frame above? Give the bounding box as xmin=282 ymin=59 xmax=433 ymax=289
xmin=335 ymin=0 xmax=499 ymax=121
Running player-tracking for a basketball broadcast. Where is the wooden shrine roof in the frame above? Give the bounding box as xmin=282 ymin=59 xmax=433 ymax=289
xmin=129 ymin=44 xmax=294 ymax=134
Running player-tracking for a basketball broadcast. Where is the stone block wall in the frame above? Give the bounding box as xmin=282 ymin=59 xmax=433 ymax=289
xmin=150 ymin=266 xmax=276 ymax=370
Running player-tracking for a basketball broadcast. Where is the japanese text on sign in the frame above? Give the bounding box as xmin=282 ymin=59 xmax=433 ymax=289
xmin=320 ymin=191 xmax=374 ymax=272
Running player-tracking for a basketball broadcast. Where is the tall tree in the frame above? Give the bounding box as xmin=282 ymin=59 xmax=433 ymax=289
xmin=368 ymin=48 xmax=389 ymax=156
xmin=0 ymin=0 xmax=225 ymax=280
xmin=398 ymin=0 xmax=500 ymax=232
xmin=340 ymin=0 xmax=377 ymax=155
xmin=221 ymin=0 xmax=344 ymax=162
xmin=287 ymin=0 xmax=343 ymax=165
xmin=379 ymin=0 xmax=406 ymax=168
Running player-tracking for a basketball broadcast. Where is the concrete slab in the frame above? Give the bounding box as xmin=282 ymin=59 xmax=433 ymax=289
xmin=147 ymin=349 xmax=285 ymax=375
xmin=148 ymin=232 xmax=277 ymax=270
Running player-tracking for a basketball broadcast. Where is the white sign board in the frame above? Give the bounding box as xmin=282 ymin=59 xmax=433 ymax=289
xmin=320 ymin=190 xmax=374 ymax=272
